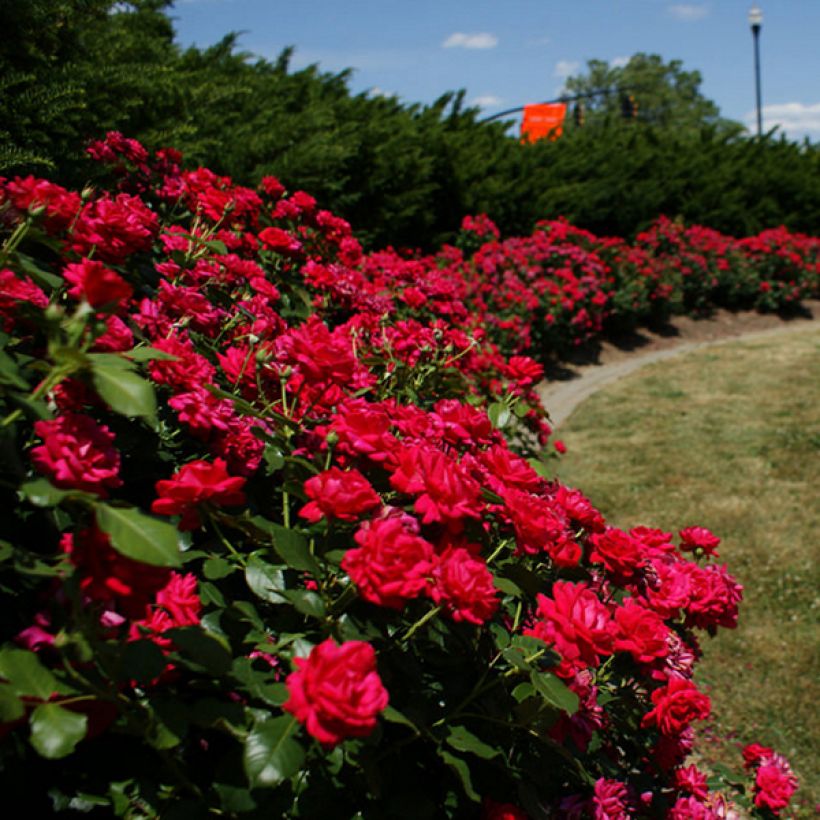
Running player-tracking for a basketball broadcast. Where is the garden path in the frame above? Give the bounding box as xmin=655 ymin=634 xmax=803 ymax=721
xmin=537 ymin=300 xmax=820 ymax=428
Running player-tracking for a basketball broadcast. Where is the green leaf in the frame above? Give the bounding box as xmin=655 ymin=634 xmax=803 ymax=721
xmin=0 ymin=683 xmax=24 ymax=722
xmin=19 ymin=478 xmax=72 ymax=508
xmin=250 ymin=518 xmax=321 ymax=576
xmin=527 ymin=458 xmax=552 ymax=479
xmin=0 ymin=647 xmax=59 ymax=699
xmin=146 ymin=697 xmax=188 ymax=750
xmin=203 ymin=556 xmax=236 ymax=580
xmin=446 ymin=725 xmax=500 ymax=760
xmin=89 ymin=357 xmax=157 ymax=420
xmin=166 ymin=628 xmax=232 ymax=676
xmin=438 ymin=750 xmax=480 ymax=802
xmin=244 ymin=716 xmax=304 ymax=788
xmin=512 ymin=682 xmax=535 ymax=703
xmin=283 ymin=590 xmax=326 ymax=619
xmin=120 ymin=640 xmax=167 ymax=685
xmin=502 ymin=647 xmax=532 ymax=672
xmin=205 ymin=240 xmax=229 ymax=255
xmin=263 ymin=445 xmax=286 ymax=475
xmin=95 ymin=504 xmax=182 ymax=568
xmin=188 ymin=697 xmax=246 ymax=730
xmin=29 ymin=704 xmax=87 ymax=759
xmin=381 ymin=706 xmax=419 ymax=733
xmin=14 ymin=251 xmax=62 ymax=289
xmin=487 ymin=402 xmax=511 ymax=429
xmin=493 ymin=576 xmax=523 ymax=597
xmin=122 ymin=346 xmax=178 ymax=363
xmin=480 ymin=487 xmax=504 ymax=506
xmin=0 ymin=348 xmax=28 ymax=389
xmin=245 ymin=555 xmax=287 ymax=603
xmin=489 ymin=623 xmax=510 ymax=650
xmin=530 ymin=671 xmax=579 ymax=715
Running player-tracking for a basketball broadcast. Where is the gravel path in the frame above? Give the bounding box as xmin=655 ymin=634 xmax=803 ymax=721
xmin=536 ymin=303 xmax=820 ymax=429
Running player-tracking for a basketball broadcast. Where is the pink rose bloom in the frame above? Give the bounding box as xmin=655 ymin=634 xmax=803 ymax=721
xmin=283 ymin=639 xmax=388 ymax=747
xmin=31 ymin=413 xmax=122 ymax=496
xmin=754 ymin=759 xmax=799 ymax=813
xmin=592 ymin=778 xmax=631 ymax=820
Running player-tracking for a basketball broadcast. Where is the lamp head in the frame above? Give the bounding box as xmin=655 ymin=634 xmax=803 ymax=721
xmin=748 ymin=4 xmax=763 ymax=29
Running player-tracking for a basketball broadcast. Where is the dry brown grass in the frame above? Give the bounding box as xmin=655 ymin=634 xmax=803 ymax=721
xmin=553 ymin=327 xmax=820 ymax=816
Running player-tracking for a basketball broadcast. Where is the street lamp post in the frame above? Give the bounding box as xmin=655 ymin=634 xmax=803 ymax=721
xmin=748 ymin=4 xmax=763 ymax=137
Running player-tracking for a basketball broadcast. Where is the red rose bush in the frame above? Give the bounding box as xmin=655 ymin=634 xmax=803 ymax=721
xmin=0 ymin=133 xmax=804 ymax=817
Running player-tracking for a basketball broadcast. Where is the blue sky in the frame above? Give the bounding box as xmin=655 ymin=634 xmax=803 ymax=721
xmin=169 ymin=1 xmax=820 ymax=142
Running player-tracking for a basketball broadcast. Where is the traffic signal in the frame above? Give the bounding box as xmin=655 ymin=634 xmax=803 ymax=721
xmin=621 ymin=93 xmax=638 ymax=120
xmin=573 ymin=101 xmax=585 ymax=127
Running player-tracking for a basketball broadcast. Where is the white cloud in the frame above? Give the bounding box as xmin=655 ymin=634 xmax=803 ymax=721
xmin=668 ymin=4 xmax=709 ymax=22
xmin=368 ymin=87 xmax=396 ymax=99
xmin=471 ymin=95 xmax=503 ymax=109
xmin=554 ymin=60 xmax=580 ymax=79
xmin=746 ymin=102 xmax=820 ymax=139
xmin=610 ymin=56 xmax=630 ymax=68
xmin=442 ymin=32 xmax=498 ymax=50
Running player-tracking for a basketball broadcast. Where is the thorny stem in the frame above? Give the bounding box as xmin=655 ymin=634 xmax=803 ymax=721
xmin=401 ymin=606 xmax=442 ymax=643
xmin=209 ymin=515 xmax=247 ymax=567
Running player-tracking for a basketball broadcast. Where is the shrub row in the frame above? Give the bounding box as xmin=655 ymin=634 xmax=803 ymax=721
xmin=0 ymin=134 xmax=804 ymax=817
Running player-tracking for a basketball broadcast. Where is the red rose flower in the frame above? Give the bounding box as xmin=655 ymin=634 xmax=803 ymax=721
xmin=641 ymin=677 xmax=710 ymax=736
xmin=390 ymin=445 xmax=482 ymax=529
xmin=430 ymin=547 xmax=499 ymax=625
xmin=0 ymin=269 xmax=49 ymax=315
xmin=684 ymin=563 xmax=743 ymax=630
xmin=524 ymin=581 xmax=614 ymax=677
xmin=63 ymin=259 xmax=133 ymax=308
xmin=299 ymin=467 xmax=381 ymax=523
xmin=501 ymin=487 xmax=571 ymax=557
xmin=342 ymin=515 xmax=434 ymax=609
xmin=283 ymin=639 xmax=388 ymax=747
xmin=589 ymin=527 xmax=645 ymax=580
xmin=61 ymin=526 xmax=171 ymax=618
xmin=152 ymin=458 xmax=246 ymax=530
xmin=481 ymin=797 xmax=530 ymax=819
xmin=678 ymin=526 xmax=721 ymax=557
xmin=128 ymin=572 xmax=201 ymax=651
xmin=31 ymin=413 xmax=122 ymax=496
xmin=258 ymin=226 xmax=302 ymax=255
xmin=613 ymin=598 xmax=669 ymax=664
xmin=742 ymin=742 xmax=774 ymax=769
xmin=754 ymin=759 xmax=799 ymax=813
xmin=674 ymin=764 xmax=710 ymax=799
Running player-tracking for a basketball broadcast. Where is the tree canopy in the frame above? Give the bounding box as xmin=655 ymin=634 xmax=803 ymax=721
xmin=1 ymin=5 xmax=818 ymax=247
xmin=562 ymin=53 xmax=743 ymax=136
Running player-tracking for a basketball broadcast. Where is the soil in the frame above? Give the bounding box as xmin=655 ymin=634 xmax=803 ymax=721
xmin=536 ymin=299 xmax=820 ymax=428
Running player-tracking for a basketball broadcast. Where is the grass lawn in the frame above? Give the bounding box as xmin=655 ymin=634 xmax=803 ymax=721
xmin=553 ymin=326 xmax=820 ymax=817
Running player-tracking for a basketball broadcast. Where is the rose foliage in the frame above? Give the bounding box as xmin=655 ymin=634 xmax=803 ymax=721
xmin=0 ymin=133 xmax=806 ymax=818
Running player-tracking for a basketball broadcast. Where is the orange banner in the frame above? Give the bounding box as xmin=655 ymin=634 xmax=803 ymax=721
xmin=520 ymin=103 xmax=567 ymax=143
